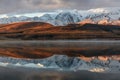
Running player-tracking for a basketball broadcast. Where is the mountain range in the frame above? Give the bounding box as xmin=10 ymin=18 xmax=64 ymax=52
xmin=1 ymin=7 xmax=120 ymax=25
xmin=0 ymin=7 xmax=120 ymax=74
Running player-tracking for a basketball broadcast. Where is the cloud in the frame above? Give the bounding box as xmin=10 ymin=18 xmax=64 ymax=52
xmin=0 ymin=0 xmax=120 ymax=14
xmin=23 ymin=0 xmax=65 ymax=9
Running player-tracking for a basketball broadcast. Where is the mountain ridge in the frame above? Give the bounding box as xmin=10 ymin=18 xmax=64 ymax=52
xmin=1 ymin=7 xmax=120 ymax=25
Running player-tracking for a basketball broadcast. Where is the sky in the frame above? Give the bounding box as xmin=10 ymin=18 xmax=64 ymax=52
xmin=0 ymin=0 xmax=120 ymax=14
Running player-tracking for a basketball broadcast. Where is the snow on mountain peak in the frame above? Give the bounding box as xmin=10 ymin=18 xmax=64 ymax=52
xmin=0 ymin=14 xmax=9 ymax=18
xmin=88 ymin=8 xmax=109 ymax=13
xmin=0 ymin=7 xmax=120 ymax=25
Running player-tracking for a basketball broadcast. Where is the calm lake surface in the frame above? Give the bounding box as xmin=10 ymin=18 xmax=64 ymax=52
xmin=0 ymin=40 xmax=119 ymax=80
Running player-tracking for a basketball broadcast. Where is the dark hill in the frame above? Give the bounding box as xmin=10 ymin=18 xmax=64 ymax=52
xmin=0 ymin=22 xmax=119 ymax=40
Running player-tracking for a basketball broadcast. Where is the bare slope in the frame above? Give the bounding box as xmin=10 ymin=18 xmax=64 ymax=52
xmin=0 ymin=22 xmax=119 ymax=40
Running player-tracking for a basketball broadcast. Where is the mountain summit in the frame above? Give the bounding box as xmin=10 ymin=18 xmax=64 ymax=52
xmin=1 ymin=7 xmax=120 ymax=25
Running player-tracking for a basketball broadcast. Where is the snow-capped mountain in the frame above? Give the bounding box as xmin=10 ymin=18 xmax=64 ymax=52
xmin=1 ymin=7 xmax=120 ymax=25
xmin=0 ymin=55 xmax=120 ymax=73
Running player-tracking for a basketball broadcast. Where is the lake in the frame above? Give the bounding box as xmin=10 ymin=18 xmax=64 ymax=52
xmin=0 ymin=40 xmax=119 ymax=80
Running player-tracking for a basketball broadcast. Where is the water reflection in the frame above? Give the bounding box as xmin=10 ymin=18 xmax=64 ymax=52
xmin=0 ymin=40 xmax=120 ymax=80
xmin=0 ymin=40 xmax=119 ymax=60
xmin=0 ymin=67 xmax=120 ymax=80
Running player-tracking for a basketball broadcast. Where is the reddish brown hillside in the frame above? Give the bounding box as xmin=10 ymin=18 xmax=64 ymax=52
xmin=0 ymin=22 xmax=53 ymax=33
xmin=0 ymin=22 xmax=119 ymax=40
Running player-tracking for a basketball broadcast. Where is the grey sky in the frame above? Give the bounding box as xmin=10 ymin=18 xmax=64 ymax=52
xmin=0 ymin=0 xmax=120 ymax=14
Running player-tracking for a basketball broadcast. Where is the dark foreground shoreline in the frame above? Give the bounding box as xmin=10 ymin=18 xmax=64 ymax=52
xmin=0 ymin=66 xmax=120 ymax=80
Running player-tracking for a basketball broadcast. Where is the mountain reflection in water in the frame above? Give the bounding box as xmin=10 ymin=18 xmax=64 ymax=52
xmin=0 ymin=40 xmax=119 ymax=60
xmin=0 ymin=40 xmax=120 ymax=80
